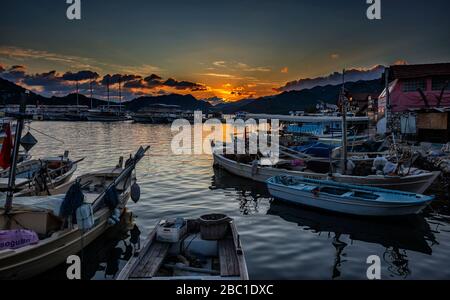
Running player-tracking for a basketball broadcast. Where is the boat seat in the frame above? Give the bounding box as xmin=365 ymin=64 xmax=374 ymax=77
xmin=130 ymin=241 xmax=170 ymax=278
xmin=218 ymin=238 xmax=240 ymax=277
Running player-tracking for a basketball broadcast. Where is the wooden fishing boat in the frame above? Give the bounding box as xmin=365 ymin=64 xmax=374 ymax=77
xmin=117 ymin=215 xmax=249 ymax=280
xmin=212 ymin=151 xmax=440 ymax=194
xmin=0 ymin=154 xmax=78 ymax=192
xmin=0 ymin=146 xmax=149 ymax=279
xmin=266 ymin=175 xmax=434 ymax=216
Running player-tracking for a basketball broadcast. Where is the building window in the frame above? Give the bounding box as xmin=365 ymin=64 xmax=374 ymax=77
xmin=432 ymin=76 xmax=450 ymax=91
xmin=402 ymin=79 xmax=426 ymax=92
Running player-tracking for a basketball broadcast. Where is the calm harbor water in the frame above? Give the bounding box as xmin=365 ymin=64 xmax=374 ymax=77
xmin=29 ymin=121 xmax=450 ymax=280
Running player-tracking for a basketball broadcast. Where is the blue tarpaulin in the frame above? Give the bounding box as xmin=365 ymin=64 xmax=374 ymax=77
xmin=291 ymin=142 xmax=335 ymax=158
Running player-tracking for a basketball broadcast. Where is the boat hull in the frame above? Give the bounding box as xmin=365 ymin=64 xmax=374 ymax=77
xmin=213 ymin=152 xmax=440 ymax=193
xmin=0 ymin=170 xmax=134 ymax=279
xmin=267 ymin=180 xmax=432 ymax=216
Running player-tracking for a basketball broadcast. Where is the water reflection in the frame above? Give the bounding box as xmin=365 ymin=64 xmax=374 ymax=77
xmin=211 ymin=166 xmax=271 ymax=215
xmin=211 ymin=166 xmax=441 ymax=279
xmin=27 ymin=122 xmax=450 ymax=279
xmin=36 ymin=210 xmax=141 ymax=280
xmin=267 ymin=201 xmax=437 ymax=279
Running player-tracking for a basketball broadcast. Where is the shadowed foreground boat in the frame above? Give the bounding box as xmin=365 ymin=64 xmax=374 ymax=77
xmin=0 ymin=146 xmax=149 ymax=279
xmin=267 ymin=175 xmax=434 ymax=216
xmin=117 ymin=216 xmax=248 ymax=280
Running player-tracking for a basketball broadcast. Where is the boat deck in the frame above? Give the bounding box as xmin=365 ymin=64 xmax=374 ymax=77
xmin=130 ymin=241 xmax=170 ymax=278
xmin=218 ymin=238 xmax=240 ymax=277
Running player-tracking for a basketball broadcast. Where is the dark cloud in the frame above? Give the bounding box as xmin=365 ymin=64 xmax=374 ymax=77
xmin=23 ymin=70 xmax=61 ymax=86
xmin=0 ymin=64 xmax=206 ymax=99
xmin=163 ymin=78 xmax=206 ymax=90
xmin=123 ymin=79 xmax=147 ymax=89
xmin=276 ymin=65 xmax=385 ymax=92
xmin=62 ymin=70 xmax=99 ymax=81
xmin=101 ymin=74 xmax=142 ymax=85
xmin=144 ymin=74 xmax=162 ymax=82
xmin=125 ymin=75 xmax=206 ymax=91
xmin=0 ymin=65 xmax=27 ymax=81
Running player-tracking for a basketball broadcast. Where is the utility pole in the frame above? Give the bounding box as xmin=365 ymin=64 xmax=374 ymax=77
xmin=4 ymin=92 xmax=32 ymax=213
xmin=341 ymin=69 xmax=348 ymax=175
xmin=385 ymin=67 xmax=391 ymax=133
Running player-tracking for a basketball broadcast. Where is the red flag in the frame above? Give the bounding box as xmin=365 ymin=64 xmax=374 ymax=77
xmin=0 ymin=124 xmax=13 ymax=169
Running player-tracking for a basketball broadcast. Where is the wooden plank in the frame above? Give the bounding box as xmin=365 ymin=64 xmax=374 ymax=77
xmin=230 ymin=222 xmax=249 ymax=280
xmin=218 ymin=239 xmax=239 ymax=276
xmin=417 ymin=113 xmax=448 ymax=130
xmin=130 ymin=241 xmax=170 ymax=278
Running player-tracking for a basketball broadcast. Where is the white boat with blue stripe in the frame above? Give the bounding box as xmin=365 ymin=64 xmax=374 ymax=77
xmin=266 ymin=175 xmax=434 ymax=216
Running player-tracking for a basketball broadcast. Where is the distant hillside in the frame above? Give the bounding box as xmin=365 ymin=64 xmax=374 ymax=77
xmin=213 ymin=99 xmax=255 ymax=113
xmin=238 ymin=79 xmax=384 ymax=114
xmin=0 ymin=77 xmax=384 ymax=114
xmin=125 ymin=94 xmax=212 ymax=112
xmin=0 ymin=78 xmax=212 ymax=111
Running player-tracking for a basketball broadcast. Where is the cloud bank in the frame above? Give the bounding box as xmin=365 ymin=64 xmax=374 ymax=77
xmin=276 ymin=65 xmax=385 ymax=92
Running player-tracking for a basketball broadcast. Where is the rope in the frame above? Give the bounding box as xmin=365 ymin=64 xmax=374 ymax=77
xmin=26 ymin=125 xmax=65 ymax=145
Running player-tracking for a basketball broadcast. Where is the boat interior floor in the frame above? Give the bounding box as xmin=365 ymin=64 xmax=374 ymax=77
xmin=129 ymin=225 xmax=240 ymax=279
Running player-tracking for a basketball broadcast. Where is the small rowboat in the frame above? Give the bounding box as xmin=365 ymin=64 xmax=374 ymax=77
xmin=0 ymin=154 xmax=78 ymax=193
xmin=117 ymin=215 xmax=249 ymax=280
xmin=266 ymin=175 xmax=434 ymax=216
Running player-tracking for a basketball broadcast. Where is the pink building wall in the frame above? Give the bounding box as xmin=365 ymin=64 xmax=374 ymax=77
xmin=388 ymin=78 xmax=450 ymax=112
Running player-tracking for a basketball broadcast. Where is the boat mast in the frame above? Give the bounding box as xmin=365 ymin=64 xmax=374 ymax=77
xmin=341 ymin=69 xmax=348 ymax=175
xmin=107 ymin=77 xmax=110 ymax=110
xmin=90 ymin=78 xmax=93 ymax=109
xmin=4 ymin=92 xmax=30 ymax=213
xmin=76 ymin=80 xmax=79 ymax=113
xmin=119 ymin=78 xmax=122 ymax=113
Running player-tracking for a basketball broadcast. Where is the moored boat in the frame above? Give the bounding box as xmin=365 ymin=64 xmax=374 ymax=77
xmin=117 ymin=214 xmax=248 ymax=280
xmin=212 ymin=151 xmax=440 ymax=194
xmin=266 ymin=175 xmax=434 ymax=216
xmin=0 ymin=153 xmax=78 ymax=192
xmin=0 ymin=146 xmax=149 ymax=279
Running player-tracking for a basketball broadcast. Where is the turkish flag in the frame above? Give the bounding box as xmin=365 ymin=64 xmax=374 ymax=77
xmin=0 ymin=124 xmax=13 ymax=169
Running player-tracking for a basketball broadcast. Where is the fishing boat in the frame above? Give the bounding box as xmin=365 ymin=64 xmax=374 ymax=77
xmin=266 ymin=175 xmax=434 ymax=216
xmin=117 ymin=214 xmax=249 ymax=280
xmin=212 ymin=151 xmax=440 ymax=194
xmin=0 ymin=146 xmax=149 ymax=279
xmin=0 ymin=153 xmax=78 ymax=192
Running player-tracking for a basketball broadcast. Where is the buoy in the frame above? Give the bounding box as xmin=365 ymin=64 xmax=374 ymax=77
xmin=131 ymin=183 xmax=141 ymax=203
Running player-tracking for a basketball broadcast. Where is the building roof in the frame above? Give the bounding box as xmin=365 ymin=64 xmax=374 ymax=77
xmin=245 ymin=114 xmax=368 ymax=123
xmin=389 ymin=63 xmax=450 ymax=80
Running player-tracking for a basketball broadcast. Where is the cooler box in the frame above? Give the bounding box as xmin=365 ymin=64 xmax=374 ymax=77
xmin=156 ymin=218 xmax=187 ymax=243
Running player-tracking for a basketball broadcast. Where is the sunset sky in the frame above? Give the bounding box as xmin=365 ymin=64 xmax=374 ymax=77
xmin=1 ymin=0 xmax=449 ymax=102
